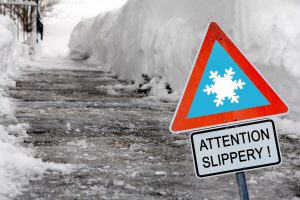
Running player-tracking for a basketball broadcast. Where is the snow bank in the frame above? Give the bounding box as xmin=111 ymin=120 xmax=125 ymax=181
xmin=0 ymin=15 xmax=72 ymax=199
xmin=69 ymin=0 xmax=235 ymax=96
xmin=0 ymin=124 xmax=71 ymax=199
xmin=69 ymin=0 xmax=300 ymax=120
xmin=0 ymin=15 xmax=26 ymax=116
xmin=236 ymin=0 xmax=300 ymax=120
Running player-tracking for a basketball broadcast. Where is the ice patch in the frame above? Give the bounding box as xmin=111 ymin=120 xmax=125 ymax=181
xmin=155 ymin=171 xmax=167 ymax=176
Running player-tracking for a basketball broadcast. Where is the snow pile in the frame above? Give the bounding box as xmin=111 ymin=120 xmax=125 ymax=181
xmin=69 ymin=0 xmax=235 ymax=98
xmin=0 ymin=124 xmax=71 ymax=199
xmin=236 ymin=0 xmax=300 ymax=120
xmin=69 ymin=0 xmax=300 ymax=120
xmin=275 ymin=118 xmax=300 ymax=136
xmin=0 ymin=15 xmax=27 ymax=116
xmin=0 ymin=15 xmax=72 ymax=199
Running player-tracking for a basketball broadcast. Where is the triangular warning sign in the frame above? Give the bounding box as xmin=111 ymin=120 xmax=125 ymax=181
xmin=170 ymin=22 xmax=288 ymax=133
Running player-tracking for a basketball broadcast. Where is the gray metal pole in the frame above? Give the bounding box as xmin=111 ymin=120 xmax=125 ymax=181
xmin=236 ymin=172 xmax=250 ymax=200
xmin=36 ymin=0 xmax=39 ymax=43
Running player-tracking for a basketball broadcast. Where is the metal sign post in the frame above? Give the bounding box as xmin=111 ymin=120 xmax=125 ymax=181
xmin=236 ymin=172 xmax=249 ymax=200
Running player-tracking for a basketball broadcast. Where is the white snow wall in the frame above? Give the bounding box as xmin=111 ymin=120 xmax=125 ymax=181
xmin=69 ymin=0 xmax=300 ymax=119
xmin=69 ymin=0 xmax=236 ymax=90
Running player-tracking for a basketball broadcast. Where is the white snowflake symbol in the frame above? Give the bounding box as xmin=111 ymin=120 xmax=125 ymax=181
xmin=203 ymin=67 xmax=245 ymax=107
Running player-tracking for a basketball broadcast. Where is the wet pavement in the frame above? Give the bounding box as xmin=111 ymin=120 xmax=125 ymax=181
xmin=9 ymin=58 xmax=300 ymax=199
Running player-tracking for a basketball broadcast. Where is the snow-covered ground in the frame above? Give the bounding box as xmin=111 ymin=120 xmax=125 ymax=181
xmin=68 ymin=0 xmax=300 ymax=131
xmin=0 ymin=15 xmax=71 ymax=199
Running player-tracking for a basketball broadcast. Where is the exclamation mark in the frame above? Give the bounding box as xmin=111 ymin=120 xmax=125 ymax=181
xmin=267 ymin=146 xmax=271 ymax=157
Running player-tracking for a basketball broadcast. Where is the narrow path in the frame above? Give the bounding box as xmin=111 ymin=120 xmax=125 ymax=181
xmin=9 ymin=58 xmax=300 ymax=199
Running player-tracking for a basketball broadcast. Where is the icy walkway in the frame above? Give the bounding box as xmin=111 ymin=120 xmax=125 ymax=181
xmin=9 ymin=58 xmax=300 ymax=199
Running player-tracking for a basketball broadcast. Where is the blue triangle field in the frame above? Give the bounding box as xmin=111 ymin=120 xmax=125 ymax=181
xmin=188 ymin=41 xmax=270 ymax=119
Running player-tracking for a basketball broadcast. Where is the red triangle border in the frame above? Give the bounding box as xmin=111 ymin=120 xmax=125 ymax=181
xmin=170 ymin=22 xmax=288 ymax=133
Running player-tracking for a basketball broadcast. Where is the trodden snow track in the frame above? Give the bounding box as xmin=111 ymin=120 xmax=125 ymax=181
xmin=9 ymin=58 xmax=300 ymax=199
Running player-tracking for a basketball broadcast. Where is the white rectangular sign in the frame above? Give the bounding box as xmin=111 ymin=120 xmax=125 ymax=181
xmin=191 ymin=120 xmax=281 ymax=178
